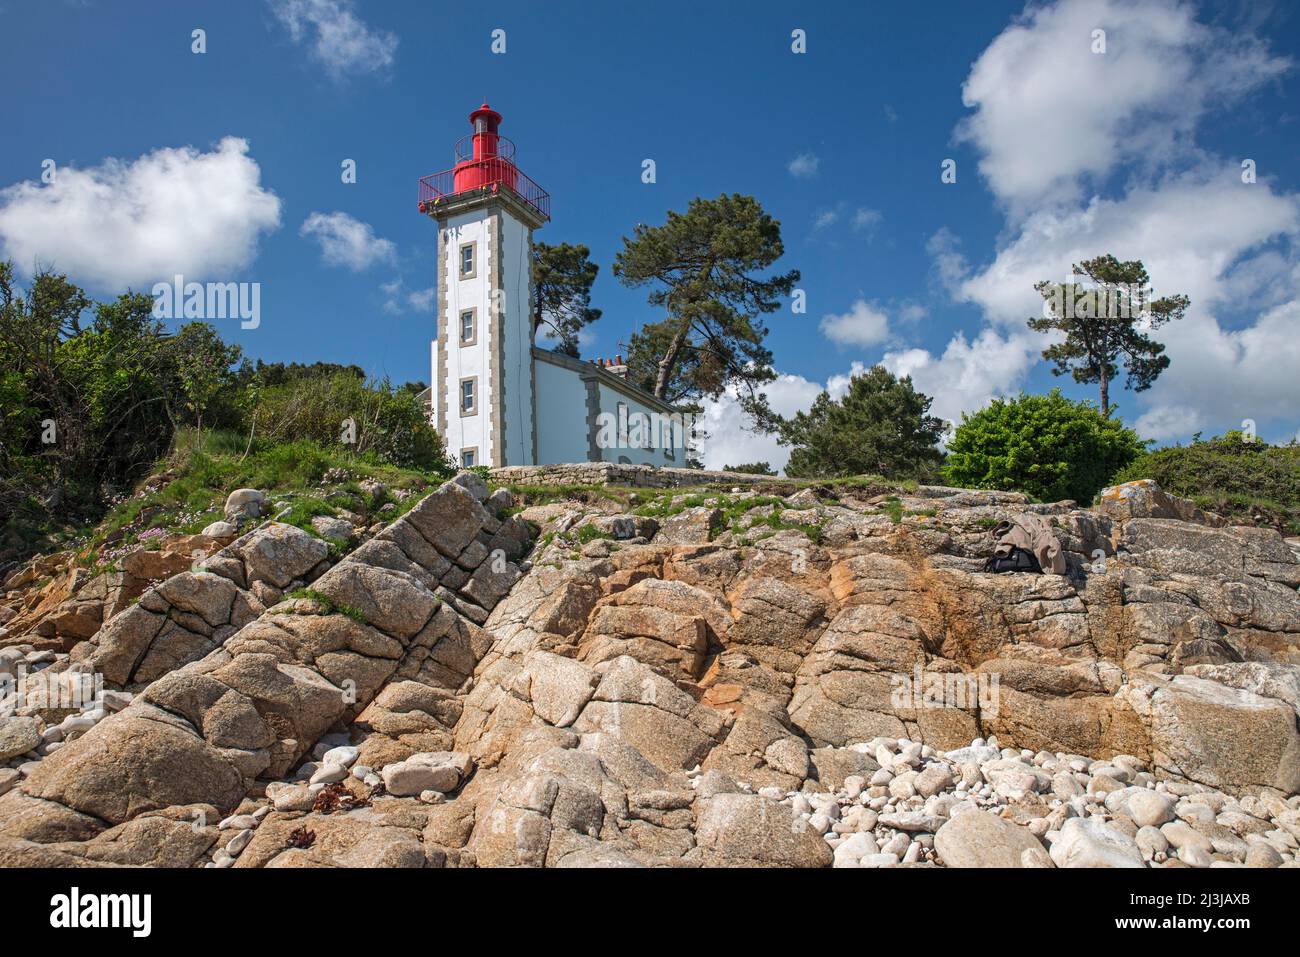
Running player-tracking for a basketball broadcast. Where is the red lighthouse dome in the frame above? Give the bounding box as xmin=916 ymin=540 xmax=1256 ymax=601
xmin=453 ymin=102 xmax=518 ymax=193
xmin=417 ymin=102 xmax=550 ymax=223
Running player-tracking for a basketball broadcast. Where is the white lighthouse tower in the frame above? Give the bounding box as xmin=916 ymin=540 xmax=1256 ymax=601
xmin=419 ymin=102 xmax=549 ymax=468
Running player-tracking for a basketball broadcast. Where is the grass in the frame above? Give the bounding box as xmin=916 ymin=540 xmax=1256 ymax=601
xmin=742 ymin=508 xmax=827 ymax=544
xmin=572 ymin=524 xmax=615 ymax=546
xmin=53 ymin=428 xmax=444 ymax=566
xmin=282 ymin=587 xmax=369 ymax=625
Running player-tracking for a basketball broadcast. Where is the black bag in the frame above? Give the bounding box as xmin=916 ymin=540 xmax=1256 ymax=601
xmin=981 ymin=546 xmax=1042 ymax=574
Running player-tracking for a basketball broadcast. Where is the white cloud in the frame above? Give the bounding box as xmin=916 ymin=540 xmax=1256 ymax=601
xmin=699 ymin=345 xmax=1028 ymax=473
xmin=820 ymin=299 xmax=891 ymax=347
xmin=958 ymin=168 xmax=1300 ymax=326
xmin=852 ymin=208 xmax=882 ymax=231
xmin=787 ymin=152 xmax=820 ymax=178
xmin=697 ymin=372 xmax=828 ymax=473
xmin=958 ymin=0 xmax=1290 ymax=211
xmin=301 ymin=211 xmax=395 ymax=270
xmin=380 ymin=277 xmax=433 ymax=314
xmin=898 ymin=302 xmax=928 ymax=323
xmin=1132 ymin=296 xmax=1300 ymax=439
xmin=882 ymin=328 xmax=1040 ymax=429
xmin=927 ymin=227 xmax=970 ymax=295
xmin=948 ymin=167 xmax=1300 ymax=433
xmin=0 ymin=137 xmax=281 ymax=290
xmin=268 ymin=0 xmax=397 ymax=78
xmin=407 ymin=287 xmax=434 ymax=311
xmin=813 ymin=205 xmax=881 ymax=234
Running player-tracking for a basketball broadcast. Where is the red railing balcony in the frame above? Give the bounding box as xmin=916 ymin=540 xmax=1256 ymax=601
xmin=417 ymin=155 xmax=550 ymax=223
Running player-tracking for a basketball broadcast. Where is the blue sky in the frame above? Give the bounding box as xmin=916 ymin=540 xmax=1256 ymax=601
xmin=2 ymin=0 xmax=1298 ymax=469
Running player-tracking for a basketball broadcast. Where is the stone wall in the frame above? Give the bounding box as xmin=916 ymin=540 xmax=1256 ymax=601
xmin=490 ymin=462 xmax=781 ymax=489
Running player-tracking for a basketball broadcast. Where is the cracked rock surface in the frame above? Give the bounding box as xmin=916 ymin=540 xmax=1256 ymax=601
xmin=1 ymin=474 xmax=1297 ymax=868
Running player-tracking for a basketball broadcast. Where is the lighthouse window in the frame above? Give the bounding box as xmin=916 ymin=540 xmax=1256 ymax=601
xmin=460 ymin=377 xmax=478 ymax=416
xmin=459 ymin=242 xmax=476 ymax=279
xmin=459 ymin=308 xmax=477 ymax=346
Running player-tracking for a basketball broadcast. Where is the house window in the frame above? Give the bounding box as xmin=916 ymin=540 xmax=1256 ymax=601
xmin=459 ymin=242 xmax=476 ymax=279
xmin=460 ymin=376 xmax=478 ymax=416
xmin=461 ymin=448 xmax=477 ymax=468
xmin=459 ymin=308 xmax=477 ymax=346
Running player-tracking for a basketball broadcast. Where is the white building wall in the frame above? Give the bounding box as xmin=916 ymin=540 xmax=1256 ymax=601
xmin=440 ymin=211 xmax=492 ymax=465
xmin=594 ymin=381 xmax=683 ymax=468
xmin=428 ymin=337 xmax=440 ymax=426
xmin=498 ymin=213 xmax=534 ymax=466
xmin=534 ymin=359 xmax=591 ymax=464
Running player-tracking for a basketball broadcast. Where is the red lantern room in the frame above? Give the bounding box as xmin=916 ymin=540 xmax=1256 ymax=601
xmin=453 ymin=102 xmax=517 ymax=192
xmin=418 ymin=102 xmax=550 ymax=223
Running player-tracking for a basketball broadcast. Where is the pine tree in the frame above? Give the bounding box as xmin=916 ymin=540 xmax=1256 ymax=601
xmin=1027 ymin=254 xmax=1188 ymax=417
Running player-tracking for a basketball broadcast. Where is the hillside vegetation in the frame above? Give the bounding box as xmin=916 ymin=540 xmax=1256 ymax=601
xmin=1113 ymin=431 xmax=1300 ymax=534
xmin=0 ymin=261 xmax=451 ymax=565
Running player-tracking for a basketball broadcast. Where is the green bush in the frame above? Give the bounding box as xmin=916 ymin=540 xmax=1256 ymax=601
xmin=1112 ymin=431 xmax=1300 ymax=533
xmin=943 ymin=390 xmax=1146 ymax=504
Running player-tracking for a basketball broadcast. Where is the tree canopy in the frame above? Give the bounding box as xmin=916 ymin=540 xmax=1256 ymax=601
xmin=778 ymin=366 xmax=945 ymax=479
xmin=1027 ymin=254 xmax=1188 ymax=417
xmin=614 ymin=194 xmax=798 ymax=427
xmin=0 ymin=261 xmax=448 ymax=539
xmin=532 ymin=241 xmax=601 ymax=357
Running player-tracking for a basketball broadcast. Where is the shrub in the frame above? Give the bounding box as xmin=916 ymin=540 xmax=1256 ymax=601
xmin=723 ymin=462 xmax=776 ymax=476
xmin=944 ymin=390 xmax=1146 ymax=504
xmin=250 ymin=372 xmax=449 ymax=472
xmin=1112 ymin=431 xmax=1300 ymax=533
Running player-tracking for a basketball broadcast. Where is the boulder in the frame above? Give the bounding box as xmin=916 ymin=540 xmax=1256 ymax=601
xmin=403 ymin=482 xmax=490 ymax=559
xmin=382 ymin=751 xmax=472 ymax=796
xmin=520 ymin=651 xmax=600 ymax=728
xmin=1114 ymin=674 xmax=1300 ymax=795
xmin=934 ymin=810 xmax=1047 ymax=868
xmin=233 ymin=523 xmax=329 ymax=590
xmin=1049 ymin=818 xmax=1145 ymax=868
xmin=654 ymin=507 xmax=723 ymax=546
xmin=692 ymin=793 xmax=833 ymax=867
xmin=224 ymin=488 xmax=267 ymax=523
xmin=22 ymin=706 xmax=245 ymax=824
xmin=1096 ymin=479 xmax=1221 ymax=527
xmin=0 ymin=717 xmax=42 ymax=761
xmin=311 ymin=516 xmax=355 ymax=543
xmin=1184 ymin=662 xmax=1300 ymax=713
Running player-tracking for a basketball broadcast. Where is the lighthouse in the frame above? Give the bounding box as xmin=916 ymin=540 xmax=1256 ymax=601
xmin=418 ymin=102 xmax=550 ymax=468
xmin=418 ymin=103 xmax=687 ymax=470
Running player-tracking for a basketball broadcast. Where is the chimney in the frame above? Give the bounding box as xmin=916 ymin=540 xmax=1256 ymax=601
xmin=604 ymin=354 xmax=628 ymax=379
